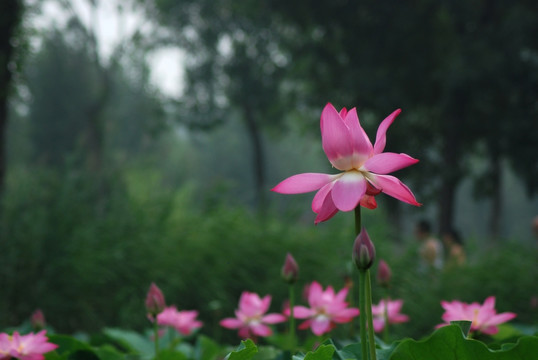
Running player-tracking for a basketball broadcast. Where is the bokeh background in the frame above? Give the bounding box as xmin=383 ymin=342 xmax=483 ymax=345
xmin=1 ymin=0 xmax=537 ymax=343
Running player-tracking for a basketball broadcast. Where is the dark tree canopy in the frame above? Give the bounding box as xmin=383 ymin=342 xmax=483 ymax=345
xmin=145 ymin=0 xmax=538 ymax=232
xmin=144 ymin=0 xmax=293 ymax=208
xmin=0 ymin=0 xmax=24 ymax=196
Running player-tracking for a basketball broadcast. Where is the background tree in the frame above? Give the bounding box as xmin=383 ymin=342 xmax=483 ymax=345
xmin=459 ymin=1 xmax=538 ymax=238
xmin=142 ymin=0 xmax=290 ymax=210
xmin=265 ymin=0 xmax=538 ymax=235
xmin=26 ymin=24 xmax=98 ymax=167
xmin=0 ymin=0 xmax=24 ymax=198
xmin=26 ymin=21 xmax=164 ymax=168
xmin=0 ymin=0 xmax=536 ymax=335
xmin=0 ymin=0 xmax=166 ymax=328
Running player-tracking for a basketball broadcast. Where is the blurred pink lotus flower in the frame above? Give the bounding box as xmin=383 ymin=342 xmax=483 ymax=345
xmin=272 ymin=103 xmax=420 ymax=223
xmin=156 ymin=306 xmax=203 ymax=336
xmin=438 ymin=296 xmax=516 ymax=335
xmin=286 ymin=281 xmax=359 ymax=336
xmin=220 ymin=292 xmax=286 ymax=339
xmin=0 ymin=330 xmax=58 ymax=360
xmin=371 ymin=299 xmax=409 ymax=333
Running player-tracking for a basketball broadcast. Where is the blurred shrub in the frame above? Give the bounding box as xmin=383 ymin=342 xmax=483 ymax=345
xmin=372 ymin=237 xmax=538 ymax=340
xmin=0 ymin=166 xmax=377 ymax=340
xmin=1 ymin=166 xmax=536 ymax=344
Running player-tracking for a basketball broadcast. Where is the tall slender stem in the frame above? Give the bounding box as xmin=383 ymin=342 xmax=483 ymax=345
xmin=347 ymin=275 xmax=355 ymax=339
xmin=354 ymin=206 xmax=362 ymax=235
xmin=355 ymin=206 xmax=367 ymax=359
xmin=288 ymin=283 xmax=296 ymax=353
xmin=365 ymin=270 xmax=377 ymax=360
xmin=358 ymin=270 xmax=368 ymax=360
xmin=153 ymin=320 xmax=159 ymax=359
xmin=383 ymin=291 xmax=390 ymax=343
xmin=168 ymin=328 xmax=176 ymax=350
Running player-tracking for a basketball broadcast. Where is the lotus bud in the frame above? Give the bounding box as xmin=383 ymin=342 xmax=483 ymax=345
xmin=145 ymin=282 xmax=166 ymax=317
xmin=352 ymin=228 xmax=376 ymax=271
xmin=377 ymin=259 xmax=392 ymax=288
xmin=281 ymin=252 xmax=299 ymax=284
xmin=31 ymin=309 xmax=46 ymax=330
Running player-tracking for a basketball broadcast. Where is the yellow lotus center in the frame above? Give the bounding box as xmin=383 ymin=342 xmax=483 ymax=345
xmin=3 ymin=335 xmax=25 ymax=353
xmin=472 ymin=309 xmax=480 ymax=325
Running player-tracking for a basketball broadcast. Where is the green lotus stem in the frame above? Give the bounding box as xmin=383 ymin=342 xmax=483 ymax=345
xmin=168 ymin=329 xmax=177 ymax=350
xmin=347 ymin=275 xmax=355 ymax=339
xmin=350 ymin=206 xmax=361 ymax=340
xmin=365 ymin=269 xmax=377 ymax=360
xmin=383 ymin=291 xmax=390 ymax=343
xmin=355 ymin=206 xmax=367 ymax=359
xmin=153 ymin=320 xmax=159 ymax=359
xmin=354 ymin=206 xmax=362 ymax=236
xmin=358 ymin=269 xmax=368 ymax=360
xmin=288 ymin=283 xmax=296 ymax=354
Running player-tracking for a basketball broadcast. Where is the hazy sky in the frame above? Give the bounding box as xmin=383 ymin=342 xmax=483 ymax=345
xmin=33 ymin=0 xmax=184 ymax=98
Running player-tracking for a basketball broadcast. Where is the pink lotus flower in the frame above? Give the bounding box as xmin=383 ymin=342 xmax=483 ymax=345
xmin=220 ymin=292 xmax=287 ymax=339
xmin=371 ymin=299 xmax=409 ymax=333
xmin=156 ymin=306 xmax=203 ymax=336
xmin=0 ymin=331 xmax=58 ymax=360
xmin=438 ymin=296 xmax=516 ymax=335
xmin=272 ymin=103 xmax=420 ymax=223
xmin=286 ymin=281 xmax=359 ymax=336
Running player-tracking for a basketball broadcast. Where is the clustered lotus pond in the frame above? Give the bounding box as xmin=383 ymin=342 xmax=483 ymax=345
xmin=1 ymin=103 xmax=536 ymax=360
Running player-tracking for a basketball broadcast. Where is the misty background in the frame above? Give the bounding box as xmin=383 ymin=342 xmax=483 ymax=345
xmin=1 ymin=0 xmax=537 ymax=341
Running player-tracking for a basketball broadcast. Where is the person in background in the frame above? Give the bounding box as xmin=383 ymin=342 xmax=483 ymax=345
xmin=442 ymin=228 xmax=466 ymax=268
xmin=415 ymin=220 xmax=444 ymax=271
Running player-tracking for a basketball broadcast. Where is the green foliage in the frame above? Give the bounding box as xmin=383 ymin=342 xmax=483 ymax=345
xmin=194 ymin=336 xmax=221 ymax=360
xmin=0 ymin=165 xmax=373 ymax=338
xmin=44 ymin=325 xmax=538 ymax=360
xmin=298 ymin=344 xmax=334 ymax=360
xmin=38 ymin=327 xmax=537 ymax=360
xmin=378 ymin=239 xmax=538 ymax=340
xmin=0 ymin=167 xmax=169 ymax=331
xmin=45 ymin=334 xmax=119 ymax=360
xmin=25 ymin=26 xmax=99 ymax=166
xmin=102 ymin=328 xmax=154 ymax=358
xmin=234 ymin=327 xmax=538 ymax=360
xmin=1 ymin=163 xmax=536 ymax=344
xmin=227 ymin=340 xmax=258 ymax=360
xmin=389 ymin=325 xmax=538 ymax=360
xmin=49 ymin=334 xmax=96 ymax=355
xmin=450 ymin=321 xmax=472 ymax=338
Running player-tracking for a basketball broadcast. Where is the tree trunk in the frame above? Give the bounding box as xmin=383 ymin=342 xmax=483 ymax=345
xmin=84 ymin=0 xmax=108 ymax=175
xmin=0 ymin=89 xmax=7 ymax=199
xmin=438 ymin=177 xmax=457 ymax=236
xmin=85 ymin=69 xmax=109 ymax=175
xmin=242 ymin=103 xmax=266 ymax=212
xmin=0 ymin=0 xmax=23 ymax=198
xmin=438 ymin=115 xmax=461 ymax=236
xmin=488 ymin=149 xmax=502 ymax=240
